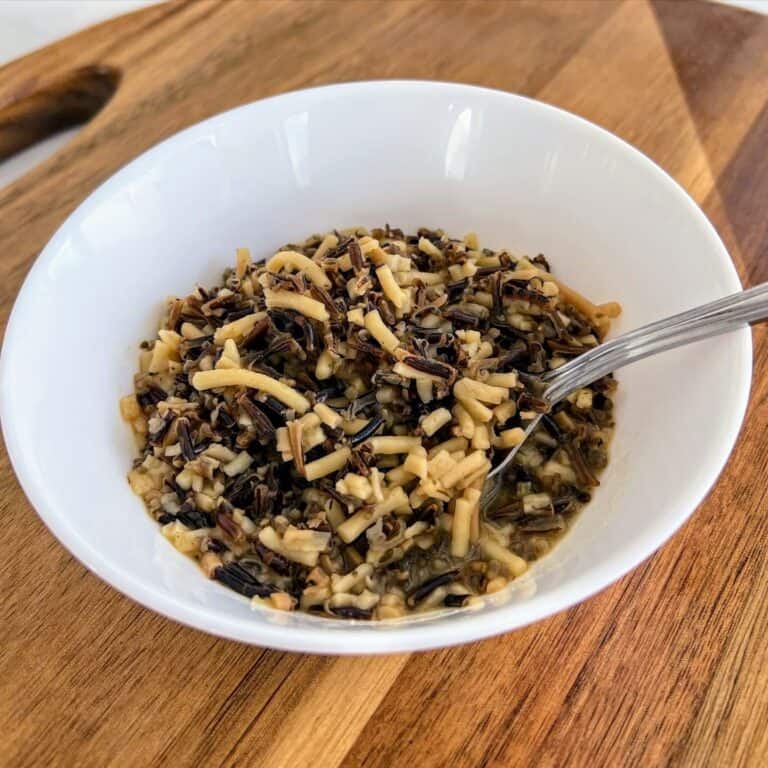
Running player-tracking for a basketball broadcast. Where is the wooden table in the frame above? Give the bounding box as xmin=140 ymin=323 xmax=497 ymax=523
xmin=1 ymin=1 xmax=767 ymax=765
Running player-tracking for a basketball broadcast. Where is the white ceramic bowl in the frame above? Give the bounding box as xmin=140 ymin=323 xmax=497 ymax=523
xmin=0 ymin=82 xmax=750 ymax=654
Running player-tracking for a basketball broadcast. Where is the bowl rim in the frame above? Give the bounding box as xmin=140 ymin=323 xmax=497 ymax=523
xmin=0 ymin=80 xmax=752 ymax=654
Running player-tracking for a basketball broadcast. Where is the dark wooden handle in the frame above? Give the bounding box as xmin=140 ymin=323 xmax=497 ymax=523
xmin=0 ymin=64 xmax=120 ymax=161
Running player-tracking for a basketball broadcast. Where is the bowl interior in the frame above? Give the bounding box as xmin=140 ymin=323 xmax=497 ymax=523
xmin=0 ymin=82 xmax=749 ymax=653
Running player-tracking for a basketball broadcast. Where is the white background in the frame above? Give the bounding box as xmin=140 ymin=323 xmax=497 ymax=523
xmin=0 ymin=0 xmax=158 ymax=67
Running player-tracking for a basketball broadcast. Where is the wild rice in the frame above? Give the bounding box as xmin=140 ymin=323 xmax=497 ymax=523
xmin=123 ymin=226 xmax=618 ymax=619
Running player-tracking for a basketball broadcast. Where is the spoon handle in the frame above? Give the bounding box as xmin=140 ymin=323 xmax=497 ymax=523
xmin=542 ymin=282 xmax=768 ymax=404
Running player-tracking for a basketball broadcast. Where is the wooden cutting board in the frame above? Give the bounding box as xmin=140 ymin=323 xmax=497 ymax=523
xmin=1 ymin=1 xmax=767 ymax=766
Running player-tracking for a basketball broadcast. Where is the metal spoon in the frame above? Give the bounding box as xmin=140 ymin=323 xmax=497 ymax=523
xmin=481 ymin=282 xmax=768 ymax=507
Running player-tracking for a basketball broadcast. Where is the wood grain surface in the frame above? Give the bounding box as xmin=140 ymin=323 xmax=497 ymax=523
xmin=1 ymin=1 xmax=767 ymax=766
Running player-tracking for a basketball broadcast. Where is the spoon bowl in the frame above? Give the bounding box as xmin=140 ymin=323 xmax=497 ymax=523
xmin=482 ymin=283 xmax=767 ymax=507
